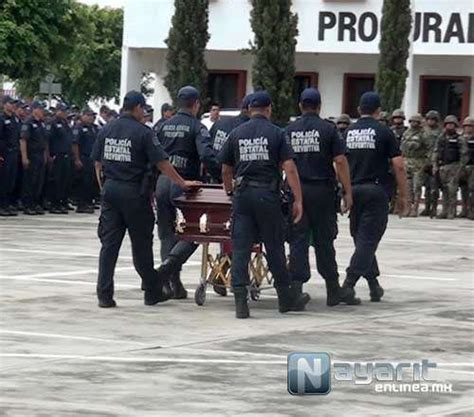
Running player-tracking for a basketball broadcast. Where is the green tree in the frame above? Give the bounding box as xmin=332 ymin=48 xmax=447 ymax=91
xmin=164 ymin=0 xmax=209 ymax=105
xmin=250 ymin=0 xmax=298 ymax=126
xmin=375 ymin=0 xmax=412 ymax=112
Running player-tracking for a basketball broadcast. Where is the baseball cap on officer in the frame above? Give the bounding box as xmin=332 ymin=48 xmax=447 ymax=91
xmin=178 ymin=86 xmax=200 ymax=102
xmin=425 ymin=110 xmax=440 ymax=121
xmin=300 ymin=88 xmax=321 ymax=107
xmin=161 ymin=102 xmax=174 ymax=113
xmin=409 ymin=114 xmax=423 ymax=123
xmin=123 ymin=90 xmax=146 ymax=110
xmin=359 ymin=92 xmax=381 ymax=114
xmin=82 ymin=107 xmax=97 ymax=116
xmin=444 ymin=115 xmax=459 ymax=126
xmin=30 ymin=100 xmax=45 ymax=110
xmin=1 ymin=95 xmax=15 ymax=105
xmin=56 ymin=102 xmax=69 ymax=112
xmin=462 ymin=116 xmax=474 ymax=127
xmin=241 ymin=93 xmax=254 ymax=109
xmin=249 ymin=91 xmax=272 ymax=108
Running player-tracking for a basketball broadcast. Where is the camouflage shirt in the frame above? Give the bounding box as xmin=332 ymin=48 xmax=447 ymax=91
xmin=401 ymin=127 xmax=430 ymax=160
xmin=424 ymin=126 xmax=442 ymax=160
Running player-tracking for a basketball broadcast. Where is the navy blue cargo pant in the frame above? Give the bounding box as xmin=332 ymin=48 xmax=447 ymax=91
xmin=78 ymin=155 xmax=96 ymax=207
xmin=22 ymin=153 xmax=45 ymax=209
xmin=155 ymin=175 xmax=198 ymax=266
xmin=50 ymin=153 xmax=72 ymax=208
xmin=289 ymin=182 xmax=339 ymax=284
xmin=0 ymin=150 xmax=19 ymax=209
xmin=346 ymin=184 xmax=388 ymax=285
xmin=231 ymin=186 xmax=291 ymax=288
xmin=97 ymin=179 xmax=161 ymax=301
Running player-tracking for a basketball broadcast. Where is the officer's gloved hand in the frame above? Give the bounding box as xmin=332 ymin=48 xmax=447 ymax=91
xmin=183 ymin=180 xmax=202 ymax=193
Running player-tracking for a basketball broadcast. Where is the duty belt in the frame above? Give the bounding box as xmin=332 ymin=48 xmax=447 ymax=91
xmin=236 ymin=177 xmax=279 ymax=191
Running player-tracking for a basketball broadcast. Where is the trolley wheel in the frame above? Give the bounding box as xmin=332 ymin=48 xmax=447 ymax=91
xmin=213 ymin=284 xmax=227 ymax=297
xmin=250 ymin=286 xmax=260 ymax=301
xmin=194 ymin=283 xmax=207 ymax=306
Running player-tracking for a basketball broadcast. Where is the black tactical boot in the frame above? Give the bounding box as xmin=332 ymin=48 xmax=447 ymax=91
xmin=367 ymin=278 xmax=384 ymax=302
xmin=144 ymin=284 xmax=171 ymax=305
xmin=341 ymin=275 xmax=362 ymax=305
xmin=233 ymin=286 xmax=250 ymax=319
xmin=170 ymin=272 xmax=188 ymax=299
xmin=325 ymin=280 xmax=355 ymax=307
xmin=98 ymin=299 xmax=117 ymax=308
xmin=276 ymin=285 xmax=310 ymax=313
xmin=292 ymin=281 xmax=303 ymax=296
xmin=156 ymin=257 xmax=180 ymax=284
xmin=0 ymin=207 xmax=10 ymax=217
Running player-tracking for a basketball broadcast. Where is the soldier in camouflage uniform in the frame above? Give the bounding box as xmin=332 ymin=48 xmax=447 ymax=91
xmin=461 ymin=117 xmax=474 ymax=220
xmin=389 ymin=109 xmax=407 ymax=213
xmin=432 ymin=115 xmax=469 ymax=219
xmin=336 ymin=114 xmax=351 ymax=136
xmin=401 ymin=114 xmax=430 ymax=216
xmin=421 ymin=110 xmax=442 ymax=217
xmin=378 ymin=111 xmax=390 ymax=127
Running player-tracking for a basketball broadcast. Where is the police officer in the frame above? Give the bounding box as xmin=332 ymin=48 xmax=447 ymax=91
xmin=73 ymin=108 xmax=98 ymax=214
xmin=401 ymin=114 xmax=430 ymax=217
xmin=432 ymin=115 xmax=468 ymax=219
xmin=47 ymin=103 xmax=73 ymax=214
xmin=219 ymin=91 xmax=310 ymax=318
xmin=286 ymin=88 xmax=356 ymax=306
xmin=0 ymin=96 xmax=21 ymax=216
xmin=461 ymin=117 xmax=474 ymax=220
xmin=152 ymin=103 xmax=175 ymax=135
xmin=154 ymin=86 xmax=220 ymax=299
xmin=20 ymin=101 xmax=49 ymax=215
xmin=336 ymin=114 xmax=351 ymax=137
xmin=421 ymin=110 xmax=442 ymax=217
xmin=342 ymin=92 xmax=408 ymax=302
xmin=91 ymin=90 xmax=199 ymax=308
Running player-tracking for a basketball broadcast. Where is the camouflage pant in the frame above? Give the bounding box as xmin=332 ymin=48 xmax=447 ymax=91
xmin=439 ymin=163 xmax=461 ymax=218
xmin=404 ymin=158 xmax=426 ymax=206
xmin=461 ymin=165 xmax=474 ymax=218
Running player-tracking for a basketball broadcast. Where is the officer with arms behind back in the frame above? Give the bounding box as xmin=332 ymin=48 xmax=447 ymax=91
xmin=91 ymin=91 xmax=200 ymax=308
xmin=154 ymin=86 xmax=220 ymax=299
xmin=219 ymin=91 xmax=310 ymax=319
xmin=342 ymin=92 xmax=408 ymax=302
xmin=286 ymin=88 xmax=358 ymax=306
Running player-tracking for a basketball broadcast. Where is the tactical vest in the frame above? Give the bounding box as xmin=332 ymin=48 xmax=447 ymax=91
xmin=467 ymin=136 xmax=474 ymax=165
xmin=439 ymin=134 xmax=461 ymax=165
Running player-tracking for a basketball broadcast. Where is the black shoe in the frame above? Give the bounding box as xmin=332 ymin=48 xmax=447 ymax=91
xmin=98 ymin=299 xmax=117 ymax=308
xmin=156 ymin=258 xmax=180 ymax=284
xmin=49 ymin=206 xmax=64 ymax=214
xmin=7 ymin=206 xmax=18 ymax=216
xmin=367 ymin=279 xmax=384 ymax=302
xmin=83 ymin=205 xmax=95 ymax=214
xmin=24 ymin=207 xmax=38 ymax=215
xmin=0 ymin=207 xmax=11 ymax=217
xmin=419 ymin=208 xmax=430 ymax=217
xmin=325 ymin=281 xmax=342 ymax=307
xmin=76 ymin=205 xmax=89 ymax=213
xmin=292 ymin=281 xmax=303 ymax=296
xmin=144 ymin=287 xmax=171 ymax=305
xmin=341 ymin=277 xmax=362 ymax=305
xmin=276 ymin=285 xmax=311 ymax=313
xmin=34 ymin=206 xmax=45 ymax=215
xmin=233 ymin=287 xmax=249 ymax=319
xmin=170 ymin=276 xmax=188 ymax=299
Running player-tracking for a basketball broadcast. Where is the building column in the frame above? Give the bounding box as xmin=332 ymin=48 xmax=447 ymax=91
xmin=120 ymin=47 xmax=143 ymax=100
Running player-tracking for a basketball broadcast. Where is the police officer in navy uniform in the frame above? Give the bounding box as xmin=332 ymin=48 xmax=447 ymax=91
xmin=219 ymin=91 xmax=310 ymax=319
xmin=342 ymin=92 xmax=408 ymax=302
xmin=20 ymin=101 xmax=49 ymax=215
xmin=73 ymin=107 xmax=98 ymax=214
xmin=91 ymin=90 xmax=199 ymax=308
xmin=47 ymin=103 xmax=73 ymax=214
xmin=0 ymin=96 xmax=21 ymax=216
xmin=152 ymin=103 xmax=175 ymax=135
xmin=154 ymin=86 xmax=220 ymax=299
xmin=286 ymin=88 xmax=357 ymax=306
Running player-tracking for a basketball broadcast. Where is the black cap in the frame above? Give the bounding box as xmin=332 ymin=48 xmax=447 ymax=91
xmin=1 ymin=95 xmax=15 ymax=105
xmin=359 ymin=92 xmax=381 ymax=114
xmin=144 ymin=104 xmax=154 ymax=116
xmin=249 ymin=91 xmax=272 ymax=108
xmin=300 ymin=88 xmax=321 ymax=106
xmin=82 ymin=107 xmax=97 ymax=116
xmin=177 ymin=86 xmax=200 ymax=102
xmin=161 ymin=102 xmax=174 ymax=113
xmin=56 ymin=102 xmax=69 ymax=112
xmin=123 ymin=90 xmax=146 ymax=110
xmin=21 ymin=102 xmax=30 ymax=110
xmin=30 ymin=101 xmax=45 ymax=110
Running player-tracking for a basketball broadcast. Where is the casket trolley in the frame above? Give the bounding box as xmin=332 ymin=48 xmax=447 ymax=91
xmin=173 ymin=185 xmax=273 ymax=306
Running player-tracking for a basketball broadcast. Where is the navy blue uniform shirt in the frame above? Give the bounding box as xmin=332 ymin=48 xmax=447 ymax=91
xmin=20 ymin=117 xmax=48 ymax=156
xmin=344 ymin=116 xmax=401 ymax=186
xmin=0 ymin=112 xmax=20 ymax=154
xmin=91 ymin=114 xmax=168 ymax=183
xmin=210 ymin=113 xmax=250 ymax=152
xmin=157 ymin=110 xmax=219 ymax=180
xmin=286 ymin=112 xmax=345 ymax=182
xmin=219 ymin=114 xmax=294 ymax=183
xmin=47 ymin=116 xmax=73 ymax=155
xmin=73 ymin=122 xmax=97 ymax=157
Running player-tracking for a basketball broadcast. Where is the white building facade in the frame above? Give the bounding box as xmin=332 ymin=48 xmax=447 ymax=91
xmin=121 ymin=0 xmax=474 ymax=120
